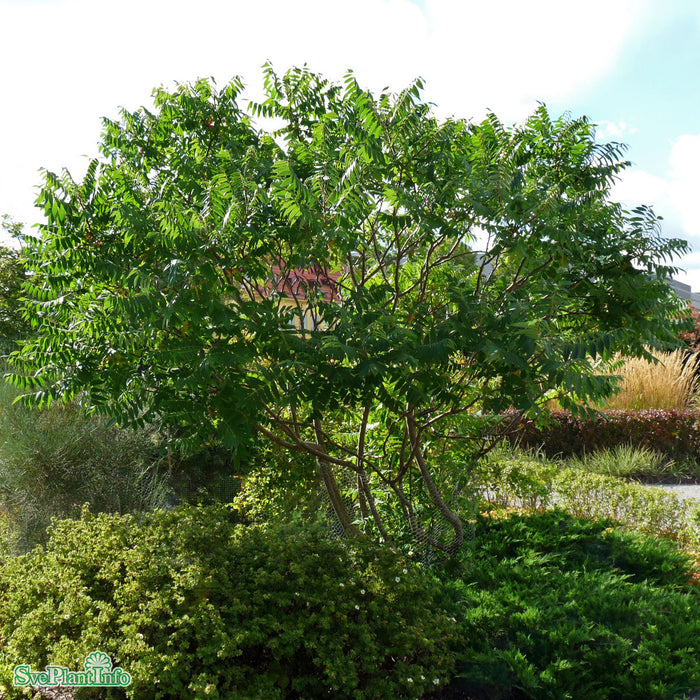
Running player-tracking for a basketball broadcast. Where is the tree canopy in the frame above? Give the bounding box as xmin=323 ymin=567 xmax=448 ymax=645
xmin=10 ymin=66 xmax=691 ymax=551
xmin=0 ymin=216 xmax=30 ymax=342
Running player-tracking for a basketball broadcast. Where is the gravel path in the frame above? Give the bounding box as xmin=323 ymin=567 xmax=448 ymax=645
xmin=648 ymin=483 xmax=700 ymax=502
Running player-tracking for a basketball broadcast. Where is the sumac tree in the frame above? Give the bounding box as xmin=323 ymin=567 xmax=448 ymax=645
xmin=10 ymin=67 xmax=690 ymax=552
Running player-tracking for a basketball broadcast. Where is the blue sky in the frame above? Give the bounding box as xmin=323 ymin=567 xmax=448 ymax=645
xmin=1 ymin=0 xmax=699 ymax=287
xmin=547 ymin=2 xmax=700 ymax=186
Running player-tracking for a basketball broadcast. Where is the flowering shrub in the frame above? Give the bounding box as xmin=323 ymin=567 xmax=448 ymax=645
xmin=0 ymin=505 xmax=456 ymax=699
xmin=509 ymin=409 xmax=700 ymax=463
xmin=680 ymin=304 xmax=700 ymax=352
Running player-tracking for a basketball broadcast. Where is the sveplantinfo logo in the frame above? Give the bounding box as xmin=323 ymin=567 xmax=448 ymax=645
xmin=13 ymin=651 xmax=131 ymax=688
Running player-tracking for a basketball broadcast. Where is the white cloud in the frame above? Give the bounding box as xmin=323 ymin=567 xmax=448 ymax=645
xmin=668 ymin=135 xmax=700 ymax=239
xmin=595 ymin=120 xmax=639 ymax=141
xmin=612 ymin=169 xmax=671 ymax=211
xmin=419 ymin=0 xmax=651 ymax=121
xmin=611 ymin=134 xmax=700 ymax=290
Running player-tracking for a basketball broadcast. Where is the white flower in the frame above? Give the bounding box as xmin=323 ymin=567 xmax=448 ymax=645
xmin=360 ymin=589 xmax=366 ymax=595
xmin=339 ymin=582 xmax=345 ymax=588
xmin=355 ymin=604 xmax=360 ymax=610
xmin=395 ymin=576 xmax=400 ymax=582
xmin=402 ymin=568 xmax=408 ymax=574
xmin=433 ymin=679 xmax=440 ymax=685
xmin=407 ymin=678 xmax=414 ymax=684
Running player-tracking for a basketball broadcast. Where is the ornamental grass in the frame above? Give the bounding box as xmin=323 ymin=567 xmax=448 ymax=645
xmin=598 ymin=350 xmax=700 ymax=411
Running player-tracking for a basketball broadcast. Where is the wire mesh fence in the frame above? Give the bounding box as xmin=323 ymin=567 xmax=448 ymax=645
xmin=318 ymin=460 xmax=475 ymax=564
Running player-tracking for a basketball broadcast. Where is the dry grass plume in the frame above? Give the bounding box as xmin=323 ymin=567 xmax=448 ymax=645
xmin=598 ymin=350 xmax=700 ymax=411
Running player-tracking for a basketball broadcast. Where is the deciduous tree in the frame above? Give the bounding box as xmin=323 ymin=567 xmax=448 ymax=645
xmin=10 ymin=67 xmax=690 ymax=552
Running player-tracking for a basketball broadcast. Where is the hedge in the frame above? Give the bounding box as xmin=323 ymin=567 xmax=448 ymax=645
xmin=508 ymin=409 xmax=700 ymax=462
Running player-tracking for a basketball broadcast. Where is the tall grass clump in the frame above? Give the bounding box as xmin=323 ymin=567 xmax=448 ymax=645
xmin=599 ymin=350 xmax=700 ymax=410
xmin=566 ymin=444 xmax=678 ymax=480
xmin=0 ymin=380 xmax=171 ymax=553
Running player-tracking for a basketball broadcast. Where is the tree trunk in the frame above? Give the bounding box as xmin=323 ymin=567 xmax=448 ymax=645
xmin=317 ymin=458 xmax=359 ymax=537
xmin=407 ymin=408 xmax=464 ymax=554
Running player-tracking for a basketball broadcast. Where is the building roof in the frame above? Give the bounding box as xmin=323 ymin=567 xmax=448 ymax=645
xmin=258 ymin=264 xmax=343 ymax=303
xmin=669 ymin=278 xmax=700 ymax=312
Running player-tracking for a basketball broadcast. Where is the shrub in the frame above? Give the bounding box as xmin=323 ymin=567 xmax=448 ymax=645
xmin=433 ymin=511 xmax=700 ymax=699
xmin=509 ymin=408 xmax=700 ymax=463
xmin=234 ymin=442 xmax=325 ymax=525
xmin=474 ymin=446 xmax=700 ymax=555
xmin=0 ymin=506 xmax=457 ymax=699
xmin=474 ymin=447 xmax=557 ymax=512
xmin=680 ymin=304 xmax=700 ymax=353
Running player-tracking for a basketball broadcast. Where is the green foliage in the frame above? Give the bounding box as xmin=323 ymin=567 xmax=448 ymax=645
xmin=434 ymin=511 xmax=700 ymax=699
xmin=0 ymin=380 xmax=170 ymax=553
xmin=0 ymin=506 xmax=457 ymax=699
xmin=475 ymin=444 xmax=558 ymax=510
xmin=0 ymin=216 xmax=30 ymax=343
xmin=0 ymin=508 xmax=14 ymax=560
xmin=164 ymin=443 xmax=243 ymax=506
xmin=235 ymin=442 xmax=325 ymax=524
xmin=10 ymin=66 xmax=691 ymax=551
xmin=552 ymin=470 xmax=700 ymax=550
xmin=511 ymin=408 xmax=700 ymax=464
xmin=565 ymin=443 xmax=678 ymax=480
xmin=475 ymin=446 xmax=700 ymax=552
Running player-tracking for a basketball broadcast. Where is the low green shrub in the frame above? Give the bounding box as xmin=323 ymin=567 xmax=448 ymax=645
xmin=552 ymin=470 xmax=700 ymax=547
xmin=475 ymin=446 xmax=700 ymax=554
xmin=0 ymin=505 xmax=456 ymax=699
xmin=509 ymin=409 xmax=700 ymax=466
xmin=433 ymin=511 xmax=700 ymax=699
xmin=475 ymin=447 xmax=557 ymax=512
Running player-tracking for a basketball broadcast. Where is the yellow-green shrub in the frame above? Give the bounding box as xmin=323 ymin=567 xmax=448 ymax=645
xmin=0 ymin=505 xmax=457 ymax=699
